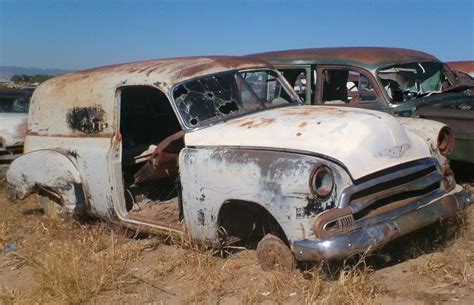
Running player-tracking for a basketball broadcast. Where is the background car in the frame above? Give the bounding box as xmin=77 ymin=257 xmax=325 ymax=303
xmin=249 ymin=47 xmax=474 ymax=165
xmin=0 ymin=87 xmax=32 ymax=181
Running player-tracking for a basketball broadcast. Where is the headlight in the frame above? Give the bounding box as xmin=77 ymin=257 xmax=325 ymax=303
xmin=437 ymin=126 xmax=455 ymax=157
xmin=310 ymin=166 xmax=334 ymax=199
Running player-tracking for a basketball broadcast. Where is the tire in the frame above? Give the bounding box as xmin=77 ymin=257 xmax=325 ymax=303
xmin=256 ymin=234 xmax=296 ymax=272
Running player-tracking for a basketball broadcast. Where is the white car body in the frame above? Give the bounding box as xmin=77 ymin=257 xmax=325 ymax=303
xmin=7 ymin=57 xmax=471 ymax=262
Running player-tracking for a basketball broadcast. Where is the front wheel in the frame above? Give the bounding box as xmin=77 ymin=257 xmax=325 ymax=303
xmin=256 ymin=234 xmax=296 ymax=271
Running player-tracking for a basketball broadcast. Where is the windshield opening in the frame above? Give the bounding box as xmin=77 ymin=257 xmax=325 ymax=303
xmin=0 ymin=97 xmax=30 ymax=113
xmin=378 ymin=62 xmax=452 ymax=103
xmin=173 ymin=69 xmax=298 ymax=128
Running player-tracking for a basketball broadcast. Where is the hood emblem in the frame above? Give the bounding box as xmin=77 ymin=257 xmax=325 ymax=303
xmin=376 ymin=144 xmax=411 ymax=158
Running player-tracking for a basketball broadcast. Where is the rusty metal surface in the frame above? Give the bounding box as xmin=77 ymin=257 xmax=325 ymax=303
xmin=446 ymin=61 xmax=474 ymax=77
xmin=28 ymin=56 xmax=273 ymax=137
xmin=256 ymin=234 xmax=296 ymax=271
xmin=133 ymin=131 xmax=185 ymax=183
xmin=248 ymin=47 xmax=439 ymax=70
xmin=251 ymin=47 xmax=474 ymax=166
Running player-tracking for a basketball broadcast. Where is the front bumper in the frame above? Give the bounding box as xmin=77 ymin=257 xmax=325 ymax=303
xmin=292 ymin=184 xmax=471 ymax=261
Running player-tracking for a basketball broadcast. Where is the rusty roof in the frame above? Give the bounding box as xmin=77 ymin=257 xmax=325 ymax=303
xmin=446 ymin=61 xmax=474 ymax=74
xmin=41 ymin=56 xmax=272 ymax=94
xmin=248 ymin=47 xmax=440 ymax=70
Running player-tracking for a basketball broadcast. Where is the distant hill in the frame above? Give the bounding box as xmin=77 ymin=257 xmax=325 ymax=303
xmin=0 ymin=66 xmax=73 ymax=80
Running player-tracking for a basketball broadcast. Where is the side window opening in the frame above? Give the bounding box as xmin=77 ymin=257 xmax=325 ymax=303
xmin=322 ymin=69 xmax=377 ymax=104
xmin=280 ymin=69 xmax=307 ymax=99
xmin=119 ymin=86 xmax=184 ymax=225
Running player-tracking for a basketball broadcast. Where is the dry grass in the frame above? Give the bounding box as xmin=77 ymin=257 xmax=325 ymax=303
xmin=416 ymin=207 xmax=474 ymax=286
xmin=1 ymin=185 xmax=473 ymax=304
xmin=0 ymin=286 xmax=26 ymax=304
xmin=0 ymin=189 xmax=145 ymax=304
xmin=320 ymin=264 xmax=379 ymax=305
xmin=22 ymin=224 xmax=142 ymax=304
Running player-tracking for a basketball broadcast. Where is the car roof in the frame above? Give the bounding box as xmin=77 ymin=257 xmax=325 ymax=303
xmin=38 ymin=56 xmax=272 ymax=96
xmin=446 ymin=61 xmax=474 ymax=74
xmin=248 ymin=47 xmax=440 ymax=70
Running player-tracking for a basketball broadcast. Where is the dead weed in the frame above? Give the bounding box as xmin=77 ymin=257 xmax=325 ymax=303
xmin=416 ymin=207 xmax=474 ymax=286
xmin=20 ymin=224 xmax=142 ymax=304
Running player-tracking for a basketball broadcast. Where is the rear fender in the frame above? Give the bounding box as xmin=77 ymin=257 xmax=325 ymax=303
xmin=7 ymin=149 xmax=86 ymax=214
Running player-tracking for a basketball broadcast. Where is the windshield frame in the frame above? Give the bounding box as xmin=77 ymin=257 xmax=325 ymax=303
xmin=375 ymin=60 xmax=456 ymax=104
xmin=170 ymin=68 xmax=302 ymax=131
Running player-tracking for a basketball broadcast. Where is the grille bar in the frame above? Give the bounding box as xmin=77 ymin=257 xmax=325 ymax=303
xmin=339 ymin=158 xmax=440 ymax=211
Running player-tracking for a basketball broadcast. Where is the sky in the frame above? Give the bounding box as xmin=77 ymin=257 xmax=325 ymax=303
xmin=0 ymin=0 xmax=473 ymax=70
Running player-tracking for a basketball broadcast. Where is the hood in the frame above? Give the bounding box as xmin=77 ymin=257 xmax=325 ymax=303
xmin=185 ymin=106 xmax=431 ymax=180
xmin=0 ymin=113 xmax=28 ymax=147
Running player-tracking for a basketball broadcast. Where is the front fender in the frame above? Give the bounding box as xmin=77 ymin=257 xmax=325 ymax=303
xmin=7 ymin=149 xmax=86 ymax=214
xmin=397 ymin=117 xmax=448 ymax=167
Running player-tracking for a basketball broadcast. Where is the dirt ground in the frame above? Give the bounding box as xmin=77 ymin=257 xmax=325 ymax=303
xmin=0 ymin=183 xmax=473 ymax=305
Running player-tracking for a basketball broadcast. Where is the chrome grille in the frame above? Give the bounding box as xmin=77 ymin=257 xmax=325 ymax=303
xmin=340 ymin=158 xmax=443 ymax=217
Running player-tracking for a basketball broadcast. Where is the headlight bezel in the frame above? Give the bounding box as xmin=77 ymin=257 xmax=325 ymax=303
xmin=437 ymin=126 xmax=455 ymax=157
xmin=309 ymin=165 xmax=335 ymax=199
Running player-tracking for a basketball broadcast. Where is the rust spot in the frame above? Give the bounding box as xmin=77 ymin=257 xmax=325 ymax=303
xmin=16 ymin=119 xmax=28 ymax=138
xmin=298 ymin=122 xmax=307 ymax=128
xmin=237 ymin=118 xmax=276 ymax=129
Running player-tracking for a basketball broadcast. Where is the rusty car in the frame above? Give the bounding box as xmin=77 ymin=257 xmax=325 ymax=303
xmin=6 ymin=56 xmax=471 ymax=270
xmin=446 ymin=61 xmax=474 ymax=96
xmin=249 ymin=48 xmax=474 ymax=165
xmin=0 ymin=88 xmax=32 ymax=181
xmin=447 ymin=61 xmax=474 ymax=79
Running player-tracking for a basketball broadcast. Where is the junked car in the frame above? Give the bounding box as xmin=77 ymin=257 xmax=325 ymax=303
xmin=7 ymin=56 xmax=472 ymax=270
xmin=249 ymin=48 xmax=474 ymax=164
xmin=446 ymin=61 xmax=474 ymax=79
xmin=0 ymin=88 xmax=32 ymax=180
xmin=446 ymin=61 xmax=474 ymax=96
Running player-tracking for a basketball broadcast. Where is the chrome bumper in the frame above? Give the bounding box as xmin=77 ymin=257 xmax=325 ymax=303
xmin=292 ymin=185 xmax=472 ymax=261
